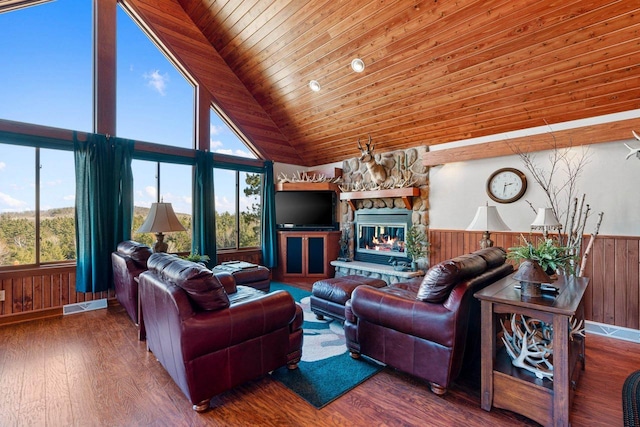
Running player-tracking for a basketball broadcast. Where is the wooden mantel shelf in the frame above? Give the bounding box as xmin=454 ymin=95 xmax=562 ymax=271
xmin=340 ymin=187 xmax=420 ymax=210
xmin=276 ymin=182 xmax=340 ymax=192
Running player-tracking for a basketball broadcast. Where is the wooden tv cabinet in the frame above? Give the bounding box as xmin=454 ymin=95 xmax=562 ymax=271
xmin=274 ymin=230 xmax=340 ymax=280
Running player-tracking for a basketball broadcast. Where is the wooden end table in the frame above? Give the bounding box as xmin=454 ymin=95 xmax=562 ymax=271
xmin=474 ymin=274 xmax=589 ymax=427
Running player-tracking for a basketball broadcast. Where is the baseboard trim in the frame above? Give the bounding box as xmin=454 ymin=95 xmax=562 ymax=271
xmin=0 ymin=307 xmax=63 ymax=326
xmin=586 ymin=320 xmax=640 ymax=343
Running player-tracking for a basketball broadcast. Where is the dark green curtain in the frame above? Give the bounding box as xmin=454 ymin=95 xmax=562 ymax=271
xmin=114 ymin=140 xmax=134 ymax=243
xmin=193 ymin=151 xmax=217 ymax=266
xmin=74 ymin=133 xmax=133 ymax=293
xmin=261 ymin=161 xmax=278 ymax=267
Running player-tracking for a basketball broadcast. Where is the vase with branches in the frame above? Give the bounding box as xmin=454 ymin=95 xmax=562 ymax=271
xmin=514 ymin=133 xmax=604 ymax=276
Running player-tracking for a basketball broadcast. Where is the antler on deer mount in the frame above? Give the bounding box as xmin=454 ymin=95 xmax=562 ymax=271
xmin=357 ymin=134 xmax=387 ymax=185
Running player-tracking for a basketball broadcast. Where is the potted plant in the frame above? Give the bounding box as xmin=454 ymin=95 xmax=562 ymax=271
xmin=181 ymin=250 xmax=210 ymax=265
xmin=405 ymin=225 xmax=429 ymax=271
xmin=508 ymin=235 xmax=577 ymax=276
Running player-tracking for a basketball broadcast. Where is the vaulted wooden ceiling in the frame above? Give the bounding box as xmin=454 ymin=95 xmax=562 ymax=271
xmin=138 ymin=0 xmax=640 ymax=166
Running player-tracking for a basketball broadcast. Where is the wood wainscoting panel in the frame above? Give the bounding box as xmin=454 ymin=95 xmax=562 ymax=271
xmin=428 ymin=230 xmax=640 ymax=331
xmin=0 ymin=265 xmax=114 ymax=324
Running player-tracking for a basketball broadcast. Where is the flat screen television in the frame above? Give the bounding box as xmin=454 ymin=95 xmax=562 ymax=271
xmin=275 ymin=191 xmax=337 ymax=230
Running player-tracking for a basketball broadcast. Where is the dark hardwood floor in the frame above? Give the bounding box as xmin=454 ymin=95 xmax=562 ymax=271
xmin=0 ymin=283 xmax=636 ymax=426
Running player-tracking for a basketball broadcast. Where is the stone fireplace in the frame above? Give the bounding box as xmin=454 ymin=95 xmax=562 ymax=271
xmin=331 ymin=146 xmax=430 ymax=284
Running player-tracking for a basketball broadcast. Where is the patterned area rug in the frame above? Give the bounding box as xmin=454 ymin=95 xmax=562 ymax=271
xmin=269 ymin=282 xmax=384 ymax=408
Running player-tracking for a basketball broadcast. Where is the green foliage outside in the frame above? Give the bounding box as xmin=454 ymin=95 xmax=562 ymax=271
xmin=0 ymin=174 xmax=263 ymax=266
xmin=215 ymin=172 xmax=262 ymax=250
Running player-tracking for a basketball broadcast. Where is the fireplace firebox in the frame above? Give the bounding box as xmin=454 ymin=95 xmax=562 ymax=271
xmin=354 ymin=208 xmax=412 ymax=265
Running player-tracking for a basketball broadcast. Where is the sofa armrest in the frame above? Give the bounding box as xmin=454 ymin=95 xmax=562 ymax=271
xmin=350 ymin=286 xmax=456 ymax=347
xmin=181 ymin=290 xmax=297 ymax=360
xmin=344 ymin=298 xmax=356 ymax=324
xmin=213 ymin=271 xmax=237 ymax=294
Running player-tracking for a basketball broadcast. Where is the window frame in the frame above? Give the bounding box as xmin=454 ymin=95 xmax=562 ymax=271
xmin=0 ymin=141 xmax=77 ymax=270
xmin=214 ymin=169 xmax=263 ymax=252
xmin=213 ymin=155 xmax=266 ymax=252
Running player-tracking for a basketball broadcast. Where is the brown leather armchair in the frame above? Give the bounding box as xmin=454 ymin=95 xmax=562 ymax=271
xmin=344 ymin=247 xmax=513 ymax=395
xmin=139 ymin=253 xmax=303 ymax=412
xmin=111 ymin=240 xmax=152 ymax=332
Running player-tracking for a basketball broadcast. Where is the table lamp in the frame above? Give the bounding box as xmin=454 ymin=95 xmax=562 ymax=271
xmin=530 ymin=207 xmax=562 ymax=239
xmin=466 ymin=203 xmax=510 ymax=249
xmin=137 ymin=202 xmax=186 ymax=252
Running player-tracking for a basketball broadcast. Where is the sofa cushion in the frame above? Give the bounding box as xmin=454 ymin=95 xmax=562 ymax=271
xmin=417 ymin=253 xmax=487 ymax=303
xmin=474 ymin=247 xmax=507 ymax=269
xmin=148 ymin=253 xmax=230 ymax=311
xmin=117 ymin=240 xmax=152 ymax=268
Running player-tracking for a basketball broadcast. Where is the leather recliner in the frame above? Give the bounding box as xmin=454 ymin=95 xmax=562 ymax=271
xmin=111 ymin=240 xmax=152 ymax=335
xmin=139 ymin=253 xmax=303 ymax=412
xmin=344 ymin=247 xmax=513 ymax=395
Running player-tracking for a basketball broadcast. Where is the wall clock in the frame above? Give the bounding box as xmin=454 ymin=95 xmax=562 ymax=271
xmin=486 ymin=167 xmax=527 ymax=203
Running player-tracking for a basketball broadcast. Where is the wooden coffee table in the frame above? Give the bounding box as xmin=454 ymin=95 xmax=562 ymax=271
xmin=474 ymin=273 xmax=589 ymax=427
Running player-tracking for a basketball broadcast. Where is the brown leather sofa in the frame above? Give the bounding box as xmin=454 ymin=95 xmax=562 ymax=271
xmin=344 ymin=247 xmax=513 ymax=395
xmin=139 ymin=253 xmax=303 ymax=412
xmin=111 ymin=240 xmax=152 ymax=331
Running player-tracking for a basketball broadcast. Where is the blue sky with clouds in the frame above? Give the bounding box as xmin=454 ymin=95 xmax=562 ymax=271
xmin=0 ymin=0 xmax=256 ymax=216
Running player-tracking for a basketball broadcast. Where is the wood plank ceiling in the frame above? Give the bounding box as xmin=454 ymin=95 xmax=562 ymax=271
xmin=175 ymin=0 xmax=640 ymax=166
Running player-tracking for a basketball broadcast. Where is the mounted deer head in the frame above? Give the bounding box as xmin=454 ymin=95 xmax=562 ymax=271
xmin=357 ymin=134 xmax=387 ymax=184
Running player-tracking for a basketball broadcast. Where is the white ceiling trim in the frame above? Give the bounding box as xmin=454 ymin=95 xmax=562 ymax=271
xmin=430 ymin=109 xmax=640 ymax=152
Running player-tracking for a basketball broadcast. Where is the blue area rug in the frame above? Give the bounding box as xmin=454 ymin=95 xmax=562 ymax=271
xmin=269 ymin=282 xmax=384 ymax=408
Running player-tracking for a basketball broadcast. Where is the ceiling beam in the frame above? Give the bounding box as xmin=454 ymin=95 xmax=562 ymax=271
xmin=422 ymin=117 xmax=640 ymax=166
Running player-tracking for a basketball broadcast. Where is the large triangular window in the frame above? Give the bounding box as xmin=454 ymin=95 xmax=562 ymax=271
xmin=117 ymin=4 xmax=195 ymax=252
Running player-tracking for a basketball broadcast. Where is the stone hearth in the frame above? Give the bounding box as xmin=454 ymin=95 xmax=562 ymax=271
xmin=331 ymin=260 xmax=424 ymax=285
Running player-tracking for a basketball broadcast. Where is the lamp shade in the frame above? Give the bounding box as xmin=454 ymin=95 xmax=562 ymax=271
xmin=531 ymin=207 xmax=562 ymax=229
xmin=466 ymin=204 xmax=510 ymax=232
xmin=137 ymin=202 xmax=186 ymax=233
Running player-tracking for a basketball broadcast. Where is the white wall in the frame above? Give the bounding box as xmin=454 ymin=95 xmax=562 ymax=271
xmin=429 ymin=139 xmax=640 ymax=236
xmin=274 ymin=162 xmax=306 ymax=178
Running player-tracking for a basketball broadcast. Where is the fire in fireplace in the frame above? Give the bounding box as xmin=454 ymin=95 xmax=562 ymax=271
xmin=358 ymin=223 xmax=406 ymax=256
xmin=354 ymin=208 xmax=412 ymax=265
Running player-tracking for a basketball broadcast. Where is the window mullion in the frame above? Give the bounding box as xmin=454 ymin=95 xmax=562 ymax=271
xmin=235 ymin=170 xmax=240 ymax=250
xmin=35 ymin=147 xmax=41 ymax=265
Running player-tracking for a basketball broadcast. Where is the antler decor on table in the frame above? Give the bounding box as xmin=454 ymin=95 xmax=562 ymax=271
xmin=500 ymin=313 xmax=585 ymax=381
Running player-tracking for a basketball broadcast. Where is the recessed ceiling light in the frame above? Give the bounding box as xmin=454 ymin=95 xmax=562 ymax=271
xmin=351 ymin=58 xmax=365 ymax=73
xmin=309 ymin=80 xmax=321 ymax=92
